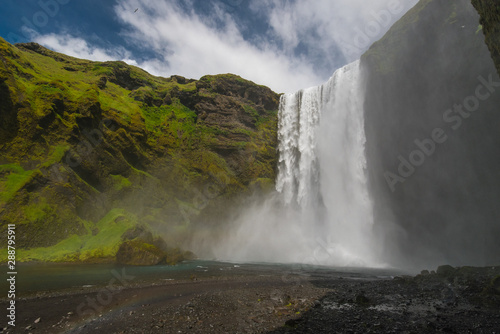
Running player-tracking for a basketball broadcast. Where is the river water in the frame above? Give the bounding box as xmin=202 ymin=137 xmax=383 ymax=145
xmin=1 ymin=261 xmax=405 ymax=297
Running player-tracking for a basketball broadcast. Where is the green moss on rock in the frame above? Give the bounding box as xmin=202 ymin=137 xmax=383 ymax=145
xmin=110 ymin=174 xmax=132 ymax=191
xmin=0 ymin=164 xmax=35 ymax=202
xmin=116 ymin=240 xmax=166 ymax=266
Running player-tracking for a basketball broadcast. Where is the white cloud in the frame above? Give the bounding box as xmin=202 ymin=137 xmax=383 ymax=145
xmin=27 ymin=0 xmax=419 ymax=93
xmin=112 ymin=0 xmax=322 ymax=93
xmin=253 ymin=0 xmax=419 ymax=64
xmin=32 ymin=33 xmax=138 ymax=65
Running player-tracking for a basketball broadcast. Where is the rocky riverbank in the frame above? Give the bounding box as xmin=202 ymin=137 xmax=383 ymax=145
xmin=1 ymin=264 xmax=499 ymax=333
xmin=271 ymin=265 xmax=500 ymax=333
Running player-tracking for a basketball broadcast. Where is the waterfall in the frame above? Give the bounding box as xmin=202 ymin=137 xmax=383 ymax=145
xmin=212 ymin=61 xmax=381 ymax=267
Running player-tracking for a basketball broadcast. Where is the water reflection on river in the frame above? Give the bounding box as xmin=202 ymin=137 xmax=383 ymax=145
xmin=1 ymin=261 xmax=405 ymax=296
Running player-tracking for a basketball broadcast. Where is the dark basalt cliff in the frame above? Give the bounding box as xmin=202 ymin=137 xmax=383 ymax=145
xmin=0 ymin=38 xmax=279 ymax=263
xmin=472 ymin=0 xmax=500 ymax=77
xmin=362 ymin=0 xmax=500 ymax=267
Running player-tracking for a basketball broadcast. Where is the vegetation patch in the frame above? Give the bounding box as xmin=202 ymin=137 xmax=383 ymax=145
xmin=0 ymin=164 xmax=35 ymax=203
xmin=79 ymin=209 xmax=136 ymax=261
xmin=110 ymin=174 xmax=132 ymax=191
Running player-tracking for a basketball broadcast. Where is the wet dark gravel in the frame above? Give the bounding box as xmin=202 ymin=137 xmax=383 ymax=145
xmin=269 ymin=266 xmax=500 ymax=333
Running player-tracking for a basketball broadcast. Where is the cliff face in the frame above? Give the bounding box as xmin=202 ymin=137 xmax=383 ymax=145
xmin=0 ymin=39 xmax=279 ymax=263
xmin=472 ymin=0 xmax=500 ymax=77
xmin=362 ymin=0 xmax=500 ymax=267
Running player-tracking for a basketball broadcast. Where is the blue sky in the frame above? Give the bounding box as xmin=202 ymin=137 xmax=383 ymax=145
xmin=0 ymin=0 xmax=418 ymax=92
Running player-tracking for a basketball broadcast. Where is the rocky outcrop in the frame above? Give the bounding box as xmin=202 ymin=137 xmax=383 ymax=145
xmin=116 ymin=240 xmax=166 ymax=266
xmin=362 ymin=0 xmax=500 ymax=267
xmin=472 ymin=0 xmax=500 ymax=77
xmin=116 ymin=226 xmax=195 ymax=265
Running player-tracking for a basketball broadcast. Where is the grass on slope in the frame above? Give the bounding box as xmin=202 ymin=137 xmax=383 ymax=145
xmin=0 ymin=209 xmax=136 ymax=263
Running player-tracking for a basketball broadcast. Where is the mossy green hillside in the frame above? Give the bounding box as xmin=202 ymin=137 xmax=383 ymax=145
xmin=0 ymin=38 xmax=280 ymax=263
xmin=0 ymin=208 xmax=182 ymax=264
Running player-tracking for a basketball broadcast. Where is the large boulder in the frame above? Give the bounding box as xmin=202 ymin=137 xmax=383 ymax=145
xmin=116 ymin=240 xmax=166 ymax=266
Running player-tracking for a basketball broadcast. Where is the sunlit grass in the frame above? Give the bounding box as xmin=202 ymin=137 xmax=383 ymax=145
xmin=0 ymin=209 xmax=137 ymax=263
xmin=0 ymin=164 xmax=35 ymax=203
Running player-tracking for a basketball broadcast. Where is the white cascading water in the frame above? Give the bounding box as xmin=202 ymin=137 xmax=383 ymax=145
xmin=212 ymin=61 xmax=381 ymax=267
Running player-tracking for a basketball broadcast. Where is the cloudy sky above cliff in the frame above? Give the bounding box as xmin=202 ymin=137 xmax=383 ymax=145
xmin=1 ymin=0 xmax=417 ymax=92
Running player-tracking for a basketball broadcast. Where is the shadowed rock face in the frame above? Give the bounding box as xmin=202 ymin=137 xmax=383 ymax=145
xmin=0 ymin=79 xmax=18 ymax=143
xmin=472 ymin=0 xmax=500 ymax=77
xmin=0 ymin=38 xmax=279 ymax=263
xmin=362 ymin=0 xmax=500 ymax=268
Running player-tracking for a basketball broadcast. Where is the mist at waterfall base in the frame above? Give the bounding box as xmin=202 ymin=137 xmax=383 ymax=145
xmin=203 ymin=61 xmax=386 ymax=268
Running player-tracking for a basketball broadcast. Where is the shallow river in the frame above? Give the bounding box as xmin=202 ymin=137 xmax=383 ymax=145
xmin=1 ymin=260 xmax=405 ymax=296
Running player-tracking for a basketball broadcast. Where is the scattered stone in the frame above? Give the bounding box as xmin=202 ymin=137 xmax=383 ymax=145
xmin=355 ymin=293 xmax=370 ymax=305
xmin=492 ymin=276 xmax=500 ymax=294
